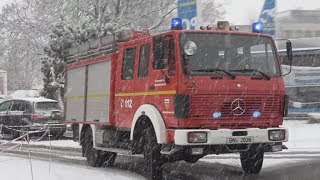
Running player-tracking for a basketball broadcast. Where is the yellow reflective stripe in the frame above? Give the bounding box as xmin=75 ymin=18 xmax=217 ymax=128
xmin=67 ymin=93 xmax=110 ymax=100
xmin=115 ymin=90 xmax=176 ymax=97
xmin=87 ymin=93 xmax=110 ymax=98
xmin=67 ymin=90 xmax=176 ymax=99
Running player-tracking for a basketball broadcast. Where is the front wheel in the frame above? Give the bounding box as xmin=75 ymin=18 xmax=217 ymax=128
xmin=143 ymin=127 xmax=163 ymax=180
xmin=240 ymin=146 xmax=264 ymax=174
xmin=184 ymin=155 xmax=202 ymax=164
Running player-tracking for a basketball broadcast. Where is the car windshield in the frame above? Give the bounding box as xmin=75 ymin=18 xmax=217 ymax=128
xmin=35 ymin=102 xmax=61 ymax=112
xmin=180 ymin=32 xmax=280 ymax=76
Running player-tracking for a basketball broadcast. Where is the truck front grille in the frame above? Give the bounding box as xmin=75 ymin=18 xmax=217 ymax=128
xmin=188 ymin=95 xmax=281 ymax=120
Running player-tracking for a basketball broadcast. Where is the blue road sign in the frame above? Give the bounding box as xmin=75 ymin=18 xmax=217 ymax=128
xmin=259 ymin=0 xmax=276 ymax=35
xmin=178 ymin=0 xmax=197 ymax=30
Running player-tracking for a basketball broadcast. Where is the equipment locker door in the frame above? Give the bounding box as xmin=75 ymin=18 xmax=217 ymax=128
xmin=114 ymin=45 xmax=138 ymax=128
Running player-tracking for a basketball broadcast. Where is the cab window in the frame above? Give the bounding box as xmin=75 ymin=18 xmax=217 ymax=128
xmin=138 ymin=43 xmax=150 ymax=77
xmin=122 ymin=48 xmax=136 ymax=80
xmin=0 ymin=101 xmax=12 ymax=111
xmin=168 ymin=38 xmax=176 ymax=76
xmin=153 ymin=35 xmax=167 ymax=69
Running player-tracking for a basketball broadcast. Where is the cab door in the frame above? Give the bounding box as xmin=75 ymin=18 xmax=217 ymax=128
xmin=8 ymin=100 xmax=23 ymax=127
xmin=114 ymin=44 xmax=138 ymax=128
xmin=137 ymin=35 xmax=178 ymax=115
xmin=0 ymin=101 xmax=13 ymax=127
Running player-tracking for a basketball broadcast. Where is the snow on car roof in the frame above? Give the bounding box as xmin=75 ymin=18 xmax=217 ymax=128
xmin=2 ymin=97 xmax=58 ymax=103
xmin=17 ymin=97 xmax=58 ymax=103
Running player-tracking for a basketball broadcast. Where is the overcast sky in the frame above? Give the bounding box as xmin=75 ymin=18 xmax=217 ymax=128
xmin=0 ymin=0 xmax=10 ymax=8
xmin=223 ymin=0 xmax=320 ymax=24
xmin=0 ymin=0 xmax=319 ymax=25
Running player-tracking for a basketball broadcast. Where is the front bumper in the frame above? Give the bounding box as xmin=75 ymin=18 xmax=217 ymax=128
xmin=174 ymin=127 xmax=288 ymax=146
xmin=28 ymin=124 xmax=67 ymax=134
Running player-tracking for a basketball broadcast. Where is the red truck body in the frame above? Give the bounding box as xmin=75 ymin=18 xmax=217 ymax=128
xmin=64 ymin=28 xmax=289 ymax=178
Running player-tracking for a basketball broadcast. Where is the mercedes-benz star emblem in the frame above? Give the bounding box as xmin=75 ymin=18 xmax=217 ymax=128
xmin=231 ymin=98 xmax=246 ymax=116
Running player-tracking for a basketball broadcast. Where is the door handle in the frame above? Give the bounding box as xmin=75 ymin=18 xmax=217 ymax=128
xmin=149 ymin=85 xmax=155 ymax=90
xmin=118 ymin=88 xmax=124 ymax=92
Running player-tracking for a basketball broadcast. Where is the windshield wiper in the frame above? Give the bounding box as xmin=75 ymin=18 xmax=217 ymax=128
xmin=191 ymin=68 xmax=236 ymax=79
xmin=231 ymin=69 xmax=271 ymax=80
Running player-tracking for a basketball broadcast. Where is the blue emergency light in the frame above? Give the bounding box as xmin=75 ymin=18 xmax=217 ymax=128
xmin=171 ymin=18 xmax=183 ymax=30
xmin=252 ymin=22 xmax=263 ymax=33
xmin=213 ymin=112 xmax=222 ymax=119
xmin=252 ymin=111 xmax=262 ymax=118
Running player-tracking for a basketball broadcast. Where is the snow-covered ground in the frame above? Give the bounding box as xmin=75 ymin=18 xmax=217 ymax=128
xmin=16 ymin=120 xmax=318 ymax=152
xmin=201 ymin=120 xmax=320 ymax=168
xmin=21 ymin=139 xmax=80 ymax=149
xmin=0 ymin=139 xmax=80 ymax=149
xmin=0 ymin=120 xmax=319 ymax=178
xmin=0 ymin=155 xmax=144 ymax=180
xmin=284 ymin=120 xmax=320 ymax=152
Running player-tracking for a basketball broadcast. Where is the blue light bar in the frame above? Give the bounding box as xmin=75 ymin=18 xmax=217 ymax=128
xmin=252 ymin=22 xmax=263 ymax=33
xmin=213 ymin=112 xmax=222 ymax=119
xmin=171 ymin=18 xmax=183 ymax=30
xmin=252 ymin=111 xmax=262 ymax=118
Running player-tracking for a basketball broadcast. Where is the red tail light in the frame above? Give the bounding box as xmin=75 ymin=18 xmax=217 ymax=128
xmin=32 ymin=114 xmax=46 ymax=120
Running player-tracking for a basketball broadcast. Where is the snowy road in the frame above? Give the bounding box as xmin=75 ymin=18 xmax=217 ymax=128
xmin=0 ymin=120 xmax=320 ymax=180
xmin=0 ymin=155 xmax=144 ymax=180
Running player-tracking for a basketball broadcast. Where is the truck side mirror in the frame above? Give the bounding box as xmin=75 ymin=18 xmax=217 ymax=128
xmin=283 ymin=40 xmax=293 ymax=76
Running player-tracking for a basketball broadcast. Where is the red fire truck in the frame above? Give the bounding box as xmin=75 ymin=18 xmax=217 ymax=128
xmin=64 ymin=19 xmax=292 ymax=179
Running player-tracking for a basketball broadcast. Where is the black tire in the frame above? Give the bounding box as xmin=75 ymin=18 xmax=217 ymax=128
xmin=101 ymin=152 xmax=117 ymax=167
xmin=142 ymin=127 xmax=163 ymax=180
xmin=11 ymin=126 xmax=28 ymax=140
xmin=240 ymin=146 xmax=264 ymax=174
xmin=83 ymin=128 xmax=104 ymax=167
xmin=184 ymin=155 xmax=202 ymax=164
xmin=52 ymin=131 xmax=65 ymax=140
xmin=11 ymin=129 xmax=20 ymax=140
xmin=82 ymin=128 xmax=117 ymax=167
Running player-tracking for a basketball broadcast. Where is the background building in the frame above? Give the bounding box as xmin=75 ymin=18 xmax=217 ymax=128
xmin=237 ymin=10 xmax=320 ymax=39
xmin=276 ymin=10 xmax=320 ymax=39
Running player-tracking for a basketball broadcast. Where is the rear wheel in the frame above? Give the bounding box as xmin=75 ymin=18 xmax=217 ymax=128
xmin=240 ymin=145 xmax=264 ymax=174
xmin=142 ymin=127 xmax=163 ymax=180
xmin=11 ymin=129 xmax=20 ymax=140
xmin=51 ymin=131 xmax=65 ymax=140
xmin=82 ymin=128 xmax=117 ymax=167
xmin=11 ymin=126 xmax=28 ymax=140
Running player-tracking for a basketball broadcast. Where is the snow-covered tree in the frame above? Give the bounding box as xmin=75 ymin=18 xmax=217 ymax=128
xmin=0 ymin=0 xmax=225 ymax=99
xmin=199 ymin=0 xmax=225 ymax=26
xmin=0 ymin=0 xmax=64 ymax=90
xmin=42 ymin=0 xmax=177 ymax=100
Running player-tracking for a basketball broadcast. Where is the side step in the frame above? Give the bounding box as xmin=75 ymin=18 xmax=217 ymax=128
xmin=95 ymin=146 xmax=142 ymax=157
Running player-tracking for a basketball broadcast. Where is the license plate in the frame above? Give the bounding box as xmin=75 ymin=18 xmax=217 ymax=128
xmin=227 ymin=137 xmax=253 ymax=144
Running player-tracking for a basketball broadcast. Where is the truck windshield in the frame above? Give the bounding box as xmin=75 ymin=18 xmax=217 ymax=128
xmin=180 ymin=32 xmax=280 ymax=77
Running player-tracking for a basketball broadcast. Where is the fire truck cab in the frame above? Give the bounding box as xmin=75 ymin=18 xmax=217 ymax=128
xmin=64 ymin=19 xmax=292 ymax=179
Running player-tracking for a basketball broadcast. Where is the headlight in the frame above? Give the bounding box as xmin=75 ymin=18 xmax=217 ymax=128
xmin=188 ymin=132 xmax=207 ymax=143
xmin=183 ymin=41 xmax=197 ymax=56
xmin=269 ymin=130 xmax=286 ymax=141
